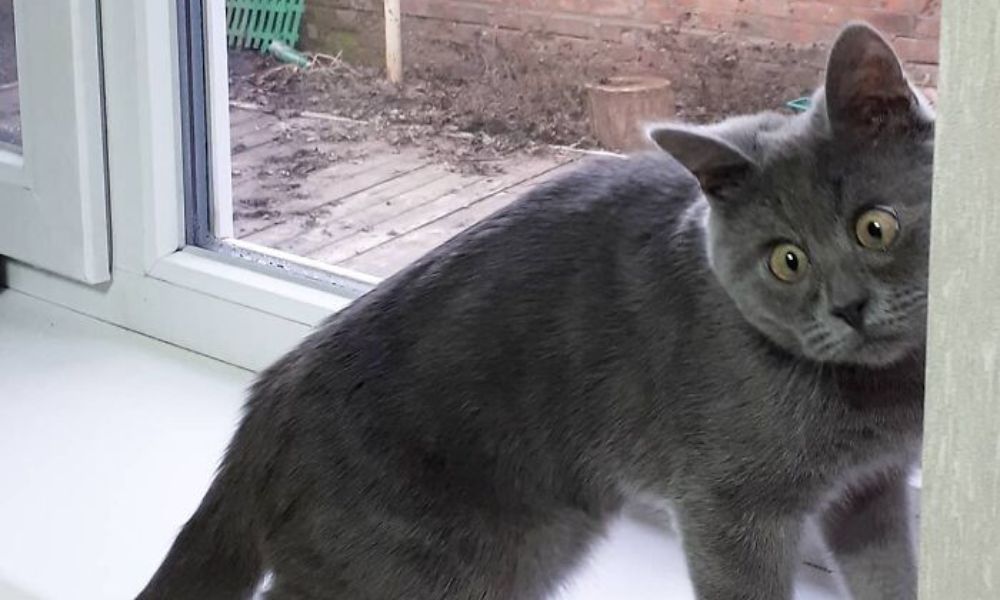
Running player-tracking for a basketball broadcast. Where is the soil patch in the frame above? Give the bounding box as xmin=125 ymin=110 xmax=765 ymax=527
xmin=229 ymin=47 xmax=593 ymax=150
xmin=229 ymin=24 xmax=821 ymax=174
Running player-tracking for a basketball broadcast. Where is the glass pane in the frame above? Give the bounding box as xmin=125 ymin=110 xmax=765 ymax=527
xmin=0 ymin=0 xmax=20 ymax=151
xmin=221 ymin=1 xmax=582 ymax=281
xmin=207 ymin=0 xmax=940 ymax=284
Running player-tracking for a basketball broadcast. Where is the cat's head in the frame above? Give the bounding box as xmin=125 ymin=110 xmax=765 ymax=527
xmin=649 ymin=22 xmax=934 ymax=367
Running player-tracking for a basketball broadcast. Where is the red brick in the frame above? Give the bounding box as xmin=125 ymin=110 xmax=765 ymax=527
xmin=739 ymin=0 xmax=792 ymax=18
xmin=315 ymin=0 xmax=941 ymax=85
xmin=860 ymin=10 xmax=917 ymax=36
xmin=914 ymin=16 xmax=940 ymax=39
xmin=472 ymin=0 xmax=535 ymax=5
xmin=329 ymin=0 xmax=379 ymax=10
xmin=402 ymin=0 xmax=437 ymax=19
xmin=449 ymin=2 xmax=487 ymax=20
xmin=597 ymin=22 xmax=626 ymax=42
xmin=892 ymin=36 xmax=939 ymax=64
xmin=674 ymin=0 xmax=745 ymax=14
xmin=771 ymin=17 xmax=840 ymax=45
xmin=638 ymin=0 xmax=687 ymax=23
xmin=819 ymin=0 xmax=885 ymax=7
xmin=513 ymin=0 xmax=542 ymax=7
xmin=879 ymin=0 xmax=924 ymax=13
xmin=787 ymin=3 xmax=917 ymax=36
xmin=542 ymin=14 xmax=600 ymax=39
xmin=730 ymin=13 xmax=794 ymax=41
xmin=551 ymin=0 xmax=626 ymax=17
xmin=918 ymin=0 xmax=942 ymax=17
xmin=905 ymin=62 xmax=939 ymax=86
xmin=487 ymin=10 xmax=530 ymax=32
xmin=692 ymin=11 xmax=739 ymax=33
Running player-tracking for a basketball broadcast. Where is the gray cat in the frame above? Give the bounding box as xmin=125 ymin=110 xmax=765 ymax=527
xmin=138 ymin=22 xmax=933 ymax=600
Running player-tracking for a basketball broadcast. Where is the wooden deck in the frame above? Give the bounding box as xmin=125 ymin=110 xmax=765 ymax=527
xmin=230 ymin=106 xmax=581 ymax=278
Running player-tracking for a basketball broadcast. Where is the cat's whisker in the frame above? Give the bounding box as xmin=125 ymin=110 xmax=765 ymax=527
xmin=803 ymin=328 xmax=832 ymax=345
xmin=801 ymin=321 xmax=826 ymax=336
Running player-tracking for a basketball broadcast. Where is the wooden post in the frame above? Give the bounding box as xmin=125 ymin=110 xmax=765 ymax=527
xmin=384 ymin=0 xmax=402 ymax=84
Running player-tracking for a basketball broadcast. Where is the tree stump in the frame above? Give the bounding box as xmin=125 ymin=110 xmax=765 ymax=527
xmin=585 ymin=76 xmax=675 ymax=152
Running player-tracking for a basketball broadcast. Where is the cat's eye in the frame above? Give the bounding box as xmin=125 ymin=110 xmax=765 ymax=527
xmin=768 ymin=243 xmax=810 ymax=283
xmin=855 ymin=207 xmax=900 ymax=251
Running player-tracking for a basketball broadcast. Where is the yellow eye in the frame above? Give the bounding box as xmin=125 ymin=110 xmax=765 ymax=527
xmin=855 ymin=207 xmax=900 ymax=250
xmin=768 ymin=243 xmax=810 ymax=283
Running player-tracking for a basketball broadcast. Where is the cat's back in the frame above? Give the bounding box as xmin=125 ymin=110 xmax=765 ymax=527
xmin=236 ymin=150 xmax=707 ymax=522
xmin=254 ymin=150 xmax=706 ymax=443
xmin=320 ymin=150 xmax=703 ymax=344
xmin=501 ymin=151 xmax=702 ymax=230
xmin=388 ymin=150 xmax=703 ymax=299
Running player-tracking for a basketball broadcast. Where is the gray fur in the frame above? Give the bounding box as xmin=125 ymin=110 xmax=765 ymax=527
xmin=138 ymin=22 xmax=932 ymax=600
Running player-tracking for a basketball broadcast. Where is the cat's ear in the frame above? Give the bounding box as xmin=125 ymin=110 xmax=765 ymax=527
xmin=647 ymin=124 xmax=754 ymax=198
xmin=824 ymin=22 xmax=929 ymax=139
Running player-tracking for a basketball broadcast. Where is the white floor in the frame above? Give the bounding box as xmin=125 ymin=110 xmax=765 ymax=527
xmin=0 ymin=289 xmax=847 ymax=600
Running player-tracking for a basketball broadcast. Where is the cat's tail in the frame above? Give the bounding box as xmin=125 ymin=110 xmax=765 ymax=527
xmin=135 ymin=468 xmax=263 ymax=600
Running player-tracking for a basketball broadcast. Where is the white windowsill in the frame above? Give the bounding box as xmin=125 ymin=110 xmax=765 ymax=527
xmin=147 ymin=247 xmax=355 ymax=328
xmin=5 ymin=246 xmax=363 ymax=371
xmin=0 ymin=290 xmax=850 ymax=600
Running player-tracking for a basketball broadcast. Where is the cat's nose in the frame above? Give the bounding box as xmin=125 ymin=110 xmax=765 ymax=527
xmin=831 ymin=297 xmax=868 ymax=330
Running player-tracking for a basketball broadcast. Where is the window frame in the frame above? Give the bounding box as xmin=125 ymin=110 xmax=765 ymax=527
xmin=5 ymin=0 xmax=358 ymax=370
xmin=180 ymin=0 xmax=378 ymax=300
xmin=0 ymin=0 xmax=110 ymax=284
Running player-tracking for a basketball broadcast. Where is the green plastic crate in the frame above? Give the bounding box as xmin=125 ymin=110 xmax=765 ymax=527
xmin=226 ymin=0 xmax=305 ymax=52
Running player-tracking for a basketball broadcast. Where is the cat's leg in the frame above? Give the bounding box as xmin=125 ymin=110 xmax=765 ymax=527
xmin=821 ymin=470 xmax=917 ymax=600
xmin=677 ymin=500 xmax=801 ymax=600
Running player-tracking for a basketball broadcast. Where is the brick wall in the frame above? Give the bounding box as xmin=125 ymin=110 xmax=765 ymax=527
xmin=302 ymin=0 xmax=940 ymax=119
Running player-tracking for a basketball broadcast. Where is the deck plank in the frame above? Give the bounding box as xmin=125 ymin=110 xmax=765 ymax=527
xmin=247 ymin=164 xmax=453 ymax=253
xmin=314 ymin=157 xmax=579 ymax=272
xmin=307 ymin=159 xmax=564 ymax=266
xmin=335 ymin=181 xmax=537 ymax=278
xmin=232 ymin=137 xmax=391 ymax=196
xmin=229 ymin=112 xmax=282 ymax=155
xmin=228 ymin=106 xmax=596 ymax=277
xmin=235 ymin=148 xmax=431 ymax=238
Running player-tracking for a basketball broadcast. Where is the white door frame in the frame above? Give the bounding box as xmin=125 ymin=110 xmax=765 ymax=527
xmin=919 ymin=2 xmax=1000 ymax=597
xmin=0 ymin=0 xmax=109 ymax=283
